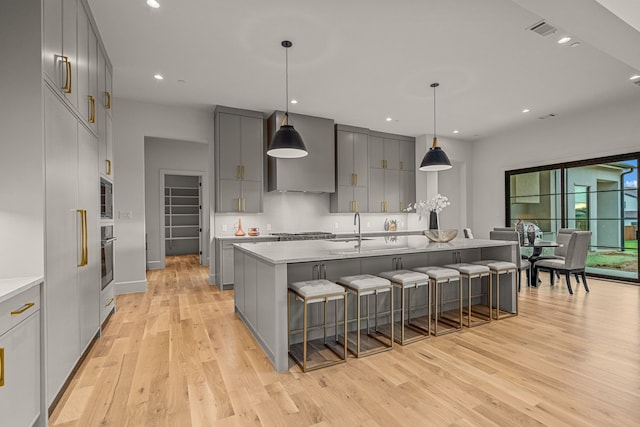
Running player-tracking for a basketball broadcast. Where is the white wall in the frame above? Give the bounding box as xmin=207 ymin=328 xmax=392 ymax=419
xmin=471 ymin=94 xmax=640 ymax=239
xmin=113 ymin=98 xmax=213 ymax=294
xmin=144 ymin=137 xmax=209 ymax=270
xmin=0 ymin=0 xmax=44 ymax=278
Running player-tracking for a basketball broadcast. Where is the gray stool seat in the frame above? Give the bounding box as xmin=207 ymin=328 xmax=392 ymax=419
xmin=412 ymin=266 xmax=462 ymax=336
xmin=287 ymin=279 xmax=347 ymax=372
xmin=379 ymin=270 xmax=430 ymax=345
xmin=474 ymin=261 xmax=517 ymax=271
xmin=445 ymin=263 xmax=492 ymax=327
xmin=337 ymin=274 xmax=391 ymax=294
xmin=337 ymin=274 xmax=393 ymax=357
xmin=290 ymin=279 xmax=346 ymax=303
xmin=379 ymin=270 xmax=429 ymax=286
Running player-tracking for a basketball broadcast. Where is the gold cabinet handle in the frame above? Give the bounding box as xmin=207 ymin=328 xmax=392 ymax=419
xmin=381 ymin=160 xmax=385 ymax=168
xmin=355 ymin=200 xmax=358 ymax=211
xmin=0 ymin=348 xmax=4 ymax=387
xmin=88 ymin=96 xmax=96 ymax=123
xmin=84 ymin=210 xmax=88 ymax=265
xmin=105 ymin=297 xmax=114 ymax=307
xmin=106 ymin=159 xmax=112 ymax=175
xmin=10 ymin=302 xmax=35 ymax=315
xmin=61 ymin=55 xmax=72 ymax=93
xmin=354 ymin=173 xmax=358 ymax=186
xmin=77 ymin=209 xmax=88 ymax=266
xmin=105 ymin=91 xmax=111 ymax=109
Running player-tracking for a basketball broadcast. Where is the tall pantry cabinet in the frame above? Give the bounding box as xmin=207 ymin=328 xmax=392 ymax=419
xmin=43 ymin=0 xmax=113 ymax=407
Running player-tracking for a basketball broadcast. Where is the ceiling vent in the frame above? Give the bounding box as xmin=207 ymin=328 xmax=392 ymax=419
xmin=538 ymin=113 xmax=557 ymax=120
xmin=528 ymin=20 xmax=557 ymax=37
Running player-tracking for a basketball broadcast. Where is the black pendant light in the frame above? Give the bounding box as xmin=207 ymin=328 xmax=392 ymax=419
xmin=267 ymin=40 xmax=308 ymax=159
xmin=419 ymin=82 xmax=452 ymax=171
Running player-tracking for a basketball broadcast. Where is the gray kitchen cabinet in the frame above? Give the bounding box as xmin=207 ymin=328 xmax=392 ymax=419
xmin=215 ymin=106 xmax=264 ymax=213
xmin=0 ymin=283 xmax=42 ymax=427
xmin=330 ymin=126 xmax=369 ymax=212
xmin=44 ymin=85 xmax=101 ymax=406
xmin=267 ymin=111 xmax=335 ymax=193
xmin=368 ymin=132 xmax=416 ymax=213
xmin=44 ymin=0 xmax=79 ymax=110
xmin=214 ymin=237 xmax=279 ymax=290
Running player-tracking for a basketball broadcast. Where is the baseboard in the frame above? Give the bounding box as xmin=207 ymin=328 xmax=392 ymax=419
xmin=146 ymin=260 xmax=164 ymax=270
xmin=115 ymin=279 xmax=147 ymax=294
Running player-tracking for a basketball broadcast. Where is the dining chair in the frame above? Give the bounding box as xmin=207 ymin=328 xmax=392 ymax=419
xmin=535 ymin=228 xmax=578 ymax=281
xmin=489 ymin=230 xmax=530 ymax=291
xmin=533 ymin=231 xmax=592 ymax=294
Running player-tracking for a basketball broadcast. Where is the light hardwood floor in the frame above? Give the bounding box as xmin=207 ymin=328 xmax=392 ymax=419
xmin=50 ymin=255 xmax=640 ymax=426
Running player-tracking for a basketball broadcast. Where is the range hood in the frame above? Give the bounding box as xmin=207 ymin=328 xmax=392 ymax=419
xmin=266 ymin=111 xmax=335 ymax=193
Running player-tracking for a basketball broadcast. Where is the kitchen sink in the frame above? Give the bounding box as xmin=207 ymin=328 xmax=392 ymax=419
xmin=326 ymin=237 xmax=374 ymax=243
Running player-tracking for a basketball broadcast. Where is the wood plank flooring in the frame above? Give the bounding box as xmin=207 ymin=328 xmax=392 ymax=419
xmin=49 ymin=255 xmax=640 ymax=426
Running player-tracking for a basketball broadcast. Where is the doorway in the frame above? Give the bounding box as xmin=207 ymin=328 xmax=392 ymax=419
xmin=163 ymin=173 xmax=202 ymax=264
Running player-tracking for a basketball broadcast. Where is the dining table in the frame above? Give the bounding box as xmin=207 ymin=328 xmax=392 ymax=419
xmin=524 ymin=240 xmax=561 ymax=285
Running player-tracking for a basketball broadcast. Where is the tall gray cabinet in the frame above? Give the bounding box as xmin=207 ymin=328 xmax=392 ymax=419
xmin=330 ymin=125 xmax=369 ymax=212
xmin=215 ymin=106 xmax=264 ymax=213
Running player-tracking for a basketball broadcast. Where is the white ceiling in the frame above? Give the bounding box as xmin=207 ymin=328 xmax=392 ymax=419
xmin=87 ymin=0 xmax=640 ymax=141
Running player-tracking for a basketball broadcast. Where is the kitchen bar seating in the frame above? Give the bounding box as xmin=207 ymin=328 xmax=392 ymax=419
xmin=444 ymin=263 xmax=492 ymax=327
xmin=336 ymin=275 xmax=394 ymax=357
xmin=473 ymin=260 xmax=518 ymax=320
xmin=378 ymin=270 xmax=431 ymax=345
xmin=413 ymin=267 xmax=462 ymax=336
xmin=287 ymin=279 xmax=348 ymax=372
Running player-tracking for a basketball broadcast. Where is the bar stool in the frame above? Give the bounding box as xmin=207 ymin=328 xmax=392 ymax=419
xmin=473 ymin=260 xmax=518 ymax=320
xmin=444 ymin=263 xmax=492 ymax=327
xmin=378 ymin=270 xmax=430 ymax=345
xmin=412 ymin=267 xmax=462 ymax=336
xmin=336 ymin=274 xmax=393 ymax=357
xmin=287 ymin=279 xmax=348 ymax=372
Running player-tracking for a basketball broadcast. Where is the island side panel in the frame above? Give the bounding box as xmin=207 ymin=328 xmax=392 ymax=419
xmin=234 ymin=246 xmax=289 ymax=372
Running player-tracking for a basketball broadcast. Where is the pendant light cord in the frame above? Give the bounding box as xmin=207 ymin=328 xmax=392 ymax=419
xmin=433 ymin=84 xmax=437 ymax=139
xmin=285 ymin=46 xmax=289 ymax=124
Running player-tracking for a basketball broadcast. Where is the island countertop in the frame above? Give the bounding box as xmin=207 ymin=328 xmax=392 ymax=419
xmin=234 ymin=236 xmax=516 ymax=265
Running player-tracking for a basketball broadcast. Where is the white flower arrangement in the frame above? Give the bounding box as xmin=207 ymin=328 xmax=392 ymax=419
xmin=406 ymin=194 xmax=451 ymax=221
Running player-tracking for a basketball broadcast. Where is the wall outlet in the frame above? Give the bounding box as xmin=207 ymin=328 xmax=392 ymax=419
xmin=266 ymin=223 xmax=272 ymax=231
xmin=366 ymin=221 xmax=371 ymax=228
xmin=222 ymin=224 xmax=228 ymax=232
xmin=118 ymin=211 xmax=132 ymax=220
xmin=334 ymin=222 xmax=339 ymax=229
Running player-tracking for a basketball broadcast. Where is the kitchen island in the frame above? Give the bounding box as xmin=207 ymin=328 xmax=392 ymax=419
xmin=233 ymin=236 xmax=517 ymax=371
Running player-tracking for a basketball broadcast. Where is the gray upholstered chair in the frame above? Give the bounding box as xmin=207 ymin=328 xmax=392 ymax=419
xmin=535 ymin=228 xmax=578 ymax=281
xmin=533 ymin=231 xmax=592 ymax=294
xmin=489 ymin=230 xmax=530 ymax=291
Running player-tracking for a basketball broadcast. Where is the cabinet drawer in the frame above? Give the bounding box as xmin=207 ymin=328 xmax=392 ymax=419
xmin=100 ymin=285 xmax=115 ymax=325
xmin=0 ymin=285 xmax=40 ymax=336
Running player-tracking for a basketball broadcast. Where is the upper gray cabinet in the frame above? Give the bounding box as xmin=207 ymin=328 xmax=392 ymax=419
xmin=215 ymin=106 xmax=264 ymax=213
xmin=330 ymin=125 xmax=369 ymax=212
xmin=368 ymin=132 xmax=416 ymax=213
xmin=267 ymin=111 xmax=335 ymax=193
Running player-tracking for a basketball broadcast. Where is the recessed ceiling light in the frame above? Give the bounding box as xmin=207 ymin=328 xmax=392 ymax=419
xmin=522 ymin=109 xmax=530 ymax=113
xmin=146 ymin=0 xmax=160 ymax=8
xmin=570 ymin=42 xmax=581 ymax=48
xmin=385 ymin=117 xmax=392 ymax=122
xmin=153 ymin=74 xmax=164 ymax=80
xmin=630 ymin=75 xmax=640 ymax=81
xmin=558 ymin=36 xmax=571 ymax=44
xmin=453 ymin=130 xmax=459 ymax=134
xmin=290 ymin=99 xmax=298 ymax=104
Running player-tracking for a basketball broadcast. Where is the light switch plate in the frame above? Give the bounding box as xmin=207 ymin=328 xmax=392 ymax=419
xmin=118 ymin=211 xmax=132 ymax=220
xmin=222 ymin=224 xmax=228 ymax=232
xmin=334 ymin=222 xmax=339 ymax=229
xmin=266 ymin=224 xmax=272 ymax=231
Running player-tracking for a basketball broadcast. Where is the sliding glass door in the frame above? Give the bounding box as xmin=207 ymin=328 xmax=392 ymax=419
xmin=506 ymin=154 xmax=639 ymax=282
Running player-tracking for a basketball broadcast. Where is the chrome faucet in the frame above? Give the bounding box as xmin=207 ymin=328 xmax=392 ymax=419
xmin=354 ymin=211 xmax=361 ymax=247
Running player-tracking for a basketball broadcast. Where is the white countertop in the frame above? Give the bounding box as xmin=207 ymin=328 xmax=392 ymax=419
xmin=215 ymin=230 xmax=424 ymax=241
xmin=234 ymin=236 xmax=516 ymax=264
xmin=0 ymin=276 xmax=44 ymax=304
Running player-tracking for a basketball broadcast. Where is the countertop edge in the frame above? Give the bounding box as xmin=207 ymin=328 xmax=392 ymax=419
xmin=215 ymin=230 xmax=424 ymax=241
xmin=0 ymin=276 xmax=44 ymax=304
